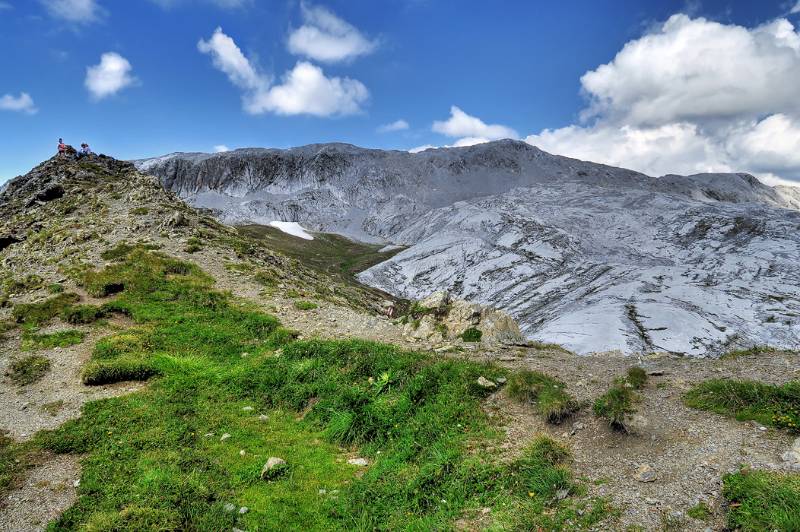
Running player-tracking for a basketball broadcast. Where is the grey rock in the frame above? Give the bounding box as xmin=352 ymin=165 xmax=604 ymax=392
xmin=477 ymin=376 xmax=496 ymax=389
xmin=634 ymin=464 xmax=657 ymax=483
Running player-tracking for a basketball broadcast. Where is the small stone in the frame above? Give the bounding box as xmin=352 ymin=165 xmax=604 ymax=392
xmin=241 ymin=352 xmax=250 ymax=358
xmin=242 ymin=406 xmax=254 ymax=412
xmin=73 ymin=480 xmax=80 ymax=488
xmin=258 ymin=414 xmax=269 ymax=421
xmin=348 ymin=458 xmax=369 ymax=467
xmin=481 ymin=507 xmax=491 ymax=515
xmin=634 ymin=464 xmax=657 ymax=483
xmin=261 ymin=457 xmax=288 ymax=480
xmin=319 ymin=489 xmax=327 ymax=495
xmin=238 ymin=507 xmax=248 ymax=514
xmin=645 ymin=498 xmax=658 ymax=505
xmin=204 ymin=433 xmax=214 ymax=437
xmin=239 ymin=450 xmax=246 ymax=456
xmin=477 ymin=376 xmax=496 ymax=389
xmin=496 ymin=377 xmax=507 ymax=385
xmin=220 ymin=433 xmax=231 ymax=441
xmin=555 ymin=488 xmax=569 ymax=500
xmin=223 ymin=503 xmax=236 ymax=512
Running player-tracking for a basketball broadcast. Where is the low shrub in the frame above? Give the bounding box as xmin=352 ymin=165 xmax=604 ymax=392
xmin=9 ymin=355 xmax=51 ymax=385
xmin=461 ymin=327 xmax=482 ymax=343
xmin=507 ymin=370 xmax=579 ymax=424
xmin=626 ymin=367 xmax=648 ymax=390
xmin=593 ymin=379 xmax=636 ymax=431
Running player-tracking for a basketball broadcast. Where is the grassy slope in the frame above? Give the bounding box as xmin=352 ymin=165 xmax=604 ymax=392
xmin=17 ymin=248 xmax=611 ymax=531
xmin=237 ymin=225 xmax=401 ymax=287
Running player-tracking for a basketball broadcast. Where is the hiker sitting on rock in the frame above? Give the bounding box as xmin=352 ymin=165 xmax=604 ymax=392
xmin=57 ymin=138 xmax=66 ymax=157
xmin=77 ymin=143 xmax=92 ymax=159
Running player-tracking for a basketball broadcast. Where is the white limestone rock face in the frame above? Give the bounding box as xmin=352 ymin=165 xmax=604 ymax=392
xmin=136 ymin=141 xmax=800 ymax=356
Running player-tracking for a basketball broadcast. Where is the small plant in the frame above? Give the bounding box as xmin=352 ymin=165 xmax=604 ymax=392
xmin=626 ymin=366 xmax=648 ymax=390
xmin=293 ymin=300 xmax=318 ymax=311
xmin=47 ymin=283 xmax=64 ymax=294
xmin=434 ymin=322 xmax=448 ymax=339
xmin=723 ymin=468 xmax=800 ymax=531
xmin=184 ymin=237 xmax=203 ymax=254
xmin=62 ymin=305 xmax=107 ymax=325
xmin=686 ymin=501 xmax=712 ymax=521
xmin=506 ymin=436 xmax=573 ymax=499
xmin=21 ymin=329 xmax=86 ymax=350
xmin=130 ymin=207 xmax=149 ymax=215
xmin=101 ymin=243 xmax=136 ymax=261
xmin=721 ymin=345 xmax=776 ymax=359
xmin=461 ymin=327 xmax=482 ymax=343
xmin=41 ymin=400 xmax=65 ymax=416
xmin=507 ymin=370 xmax=579 ymax=424
xmin=8 ymin=355 xmax=51 ymax=385
xmin=593 ymin=378 xmax=636 ymax=431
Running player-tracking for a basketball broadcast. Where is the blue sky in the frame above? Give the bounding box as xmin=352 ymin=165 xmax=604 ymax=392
xmin=1 ymin=0 xmax=800 ymax=185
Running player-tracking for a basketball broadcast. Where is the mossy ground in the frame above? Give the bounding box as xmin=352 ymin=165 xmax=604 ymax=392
xmin=16 ymin=248 xmax=612 ymax=530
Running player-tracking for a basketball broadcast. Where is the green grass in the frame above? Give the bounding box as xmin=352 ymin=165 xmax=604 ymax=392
xmin=684 ymin=379 xmax=799 ymax=432
xmin=461 ymin=327 xmax=482 ymax=343
xmin=722 ymin=469 xmax=800 ymax=531
xmin=185 ymin=237 xmax=203 ymax=254
xmin=21 ymin=329 xmax=86 ymax=351
xmin=593 ymin=379 xmax=636 ymax=432
xmin=31 ymin=249 xmax=612 ymax=530
xmin=130 ymin=207 xmax=149 ymax=215
xmin=12 ymin=293 xmax=80 ymax=326
xmin=686 ymin=501 xmax=712 ymax=521
xmin=8 ymin=355 xmax=51 ymax=385
xmin=721 ymin=345 xmax=777 ymax=359
xmin=293 ymin=300 xmax=318 ymax=311
xmin=62 ymin=304 xmax=108 ymax=325
xmin=626 ymin=367 xmax=648 ymax=390
xmin=506 ymin=370 xmax=579 ymax=424
xmin=0 ymin=432 xmax=33 ymax=499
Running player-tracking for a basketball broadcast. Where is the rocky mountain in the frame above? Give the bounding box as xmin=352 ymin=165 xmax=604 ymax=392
xmin=135 ymin=141 xmax=800 ymax=356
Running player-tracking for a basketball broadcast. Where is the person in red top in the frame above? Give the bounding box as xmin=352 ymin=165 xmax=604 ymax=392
xmin=57 ymin=138 xmax=66 ymax=157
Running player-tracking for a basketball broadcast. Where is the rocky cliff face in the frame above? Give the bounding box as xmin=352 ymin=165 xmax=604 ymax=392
xmin=135 ymin=141 xmax=800 ymax=356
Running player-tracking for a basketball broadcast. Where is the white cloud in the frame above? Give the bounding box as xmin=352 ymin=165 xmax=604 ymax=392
xmin=432 ymin=106 xmax=518 ymax=145
xmin=213 ymin=145 xmax=230 ymax=152
xmin=792 ymin=1 xmax=800 ymax=14
xmin=287 ymin=2 xmax=378 ymax=63
xmin=85 ymin=52 xmax=137 ymax=100
xmin=409 ymin=144 xmax=436 ymax=153
xmin=378 ymin=119 xmax=409 ymax=133
xmin=149 ymin=0 xmax=249 ymax=9
xmin=198 ymin=28 xmax=369 ymax=117
xmin=0 ymin=93 xmax=38 ymax=115
xmin=523 ymin=14 xmax=800 ymax=184
xmin=40 ymin=0 xmax=103 ymax=24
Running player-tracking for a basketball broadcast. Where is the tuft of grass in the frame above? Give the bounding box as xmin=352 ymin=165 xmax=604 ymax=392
xmin=684 ymin=379 xmax=799 ymax=432
xmin=130 ymin=207 xmax=149 ymax=215
xmin=81 ymin=358 xmax=160 ymax=385
xmin=722 ymin=469 xmax=800 ymax=531
xmin=507 ymin=370 xmax=579 ymax=424
xmin=686 ymin=501 xmax=712 ymax=521
xmin=293 ymin=300 xmax=318 ymax=311
xmin=30 ymin=249 xmax=612 ymax=531
xmin=593 ymin=379 xmax=636 ymax=431
xmin=626 ymin=367 xmax=648 ymax=390
xmin=101 ymin=242 xmax=136 ymax=261
xmin=47 ymin=283 xmax=64 ymax=294
xmin=184 ymin=237 xmax=203 ymax=254
xmin=21 ymin=329 xmax=86 ymax=351
xmin=8 ymin=355 xmax=51 ymax=385
xmin=461 ymin=327 xmax=482 ymax=343
xmin=62 ymin=304 xmax=107 ymax=325
xmin=0 ymin=432 xmax=32 ymax=499
xmin=12 ymin=293 xmax=80 ymax=326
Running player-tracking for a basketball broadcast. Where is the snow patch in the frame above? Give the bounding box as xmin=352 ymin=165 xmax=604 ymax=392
xmin=269 ymin=221 xmax=314 ymax=240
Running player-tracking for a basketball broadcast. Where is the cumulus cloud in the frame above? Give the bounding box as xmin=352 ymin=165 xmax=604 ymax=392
xmin=792 ymin=1 xmax=800 ymax=14
xmin=40 ymin=0 xmax=103 ymax=24
xmin=213 ymin=145 xmax=231 ymax=153
xmin=432 ymin=106 xmax=517 ymax=145
xmin=0 ymin=93 xmax=38 ymax=115
xmin=378 ymin=119 xmax=409 ymax=133
xmin=85 ymin=52 xmax=137 ymax=100
xmin=198 ymin=27 xmax=368 ymax=116
xmin=523 ymin=14 xmax=800 ymax=184
xmin=287 ymin=2 xmax=378 ymax=63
